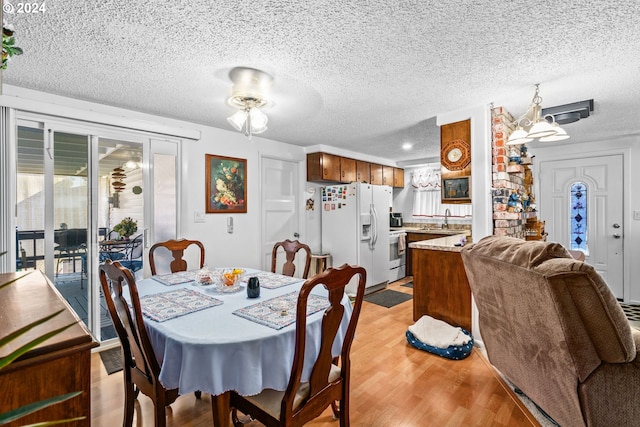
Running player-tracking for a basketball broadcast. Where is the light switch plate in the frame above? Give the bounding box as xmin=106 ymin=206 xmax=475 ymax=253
xmin=194 ymin=210 xmax=205 ymax=223
xmin=634 ymin=210 xmax=640 ymax=220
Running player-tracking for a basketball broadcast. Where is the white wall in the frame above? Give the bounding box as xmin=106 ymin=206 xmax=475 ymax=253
xmin=0 ymin=85 xmax=306 ymax=271
xmin=530 ymin=135 xmax=640 ymax=303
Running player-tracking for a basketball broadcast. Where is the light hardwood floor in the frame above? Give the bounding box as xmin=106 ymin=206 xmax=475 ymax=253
xmin=90 ymin=279 xmax=540 ymax=427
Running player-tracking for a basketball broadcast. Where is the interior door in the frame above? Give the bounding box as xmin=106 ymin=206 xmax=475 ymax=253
xmin=261 ymin=157 xmax=302 ymax=275
xmin=539 ymin=155 xmax=623 ymax=298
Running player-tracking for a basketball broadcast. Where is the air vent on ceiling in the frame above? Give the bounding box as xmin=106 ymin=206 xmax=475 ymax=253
xmin=542 ymin=99 xmax=594 ymax=125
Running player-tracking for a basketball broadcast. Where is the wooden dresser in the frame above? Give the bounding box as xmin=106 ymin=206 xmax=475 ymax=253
xmin=0 ymin=271 xmax=98 ymax=426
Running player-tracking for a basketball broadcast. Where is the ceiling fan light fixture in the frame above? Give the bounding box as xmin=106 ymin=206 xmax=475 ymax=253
xmin=249 ymin=107 xmax=268 ymax=129
xmin=225 ymin=67 xmax=273 ymax=140
xmin=227 ymin=110 xmax=248 ymax=131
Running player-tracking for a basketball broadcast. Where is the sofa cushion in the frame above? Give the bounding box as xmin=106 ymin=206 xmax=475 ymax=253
xmin=466 ymin=235 xmax=571 ymax=268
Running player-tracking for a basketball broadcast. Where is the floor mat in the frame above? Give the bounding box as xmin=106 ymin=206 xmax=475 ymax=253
xmin=99 ymin=347 xmax=123 ymax=375
xmin=401 ymin=282 xmax=413 ymax=288
xmin=364 ymin=289 xmax=412 ymax=308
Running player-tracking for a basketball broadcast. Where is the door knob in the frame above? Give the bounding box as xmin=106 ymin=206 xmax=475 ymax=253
xmin=613 ymin=233 xmax=621 ymax=239
xmin=293 ymin=232 xmax=300 ymax=238
xmin=613 ymin=223 xmax=620 ymax=228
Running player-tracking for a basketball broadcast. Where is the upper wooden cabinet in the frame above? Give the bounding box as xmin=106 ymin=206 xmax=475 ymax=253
xmin=340 ymin=157 xmax=356 ymax=183
xmin=307 ymin=152 xmax=341 ymax=182
xmin=307 ymin=153 xmax=404 ymax=188
xmin=382 ymin=166 xmax=394 ymax=186
xmin=393 ymin=167 xmax=405 ymax=188
xmin=370 ymin=163 xmax=383 ymax=185
xmin=355 ymin=160 xmax=370 ymax=183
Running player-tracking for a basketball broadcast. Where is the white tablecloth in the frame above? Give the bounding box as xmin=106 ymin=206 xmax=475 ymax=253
xmin=135 ymin=269 xmax=352 ymax=396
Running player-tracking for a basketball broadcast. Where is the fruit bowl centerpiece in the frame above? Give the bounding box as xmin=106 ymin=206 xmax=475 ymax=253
xmin=216 ymin=268 xmax=245 ymax=293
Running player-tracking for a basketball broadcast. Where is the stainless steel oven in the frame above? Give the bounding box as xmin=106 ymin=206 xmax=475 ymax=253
xmin=389 ymin=230 xmax=406 ymax=282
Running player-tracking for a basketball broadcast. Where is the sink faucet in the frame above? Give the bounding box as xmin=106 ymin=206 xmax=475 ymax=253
xmin=444 ymin=208 xmax=451 ymax=229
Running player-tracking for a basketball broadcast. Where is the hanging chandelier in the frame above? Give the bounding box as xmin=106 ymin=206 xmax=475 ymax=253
xmin=507 ymin=84 xmax=570 ymax=145
xmin=226 ymin=67 xmax=272 ymax=140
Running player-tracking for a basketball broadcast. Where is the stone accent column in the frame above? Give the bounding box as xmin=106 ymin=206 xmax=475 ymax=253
xmin=491 ymin=107 xmax=536 ymax=238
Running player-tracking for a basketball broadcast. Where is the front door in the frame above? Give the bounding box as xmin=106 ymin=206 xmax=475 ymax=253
xmin=261 ymin=157 xmax=302 ymax=275
xmin=539 ymin=155 xmax=624 ymax=299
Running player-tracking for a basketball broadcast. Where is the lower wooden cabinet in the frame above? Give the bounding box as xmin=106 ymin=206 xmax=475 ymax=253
xmin=412 ymin=248 xmax=472 ymax=332
xmin=0 ymin=271 xmax=98 ymax=426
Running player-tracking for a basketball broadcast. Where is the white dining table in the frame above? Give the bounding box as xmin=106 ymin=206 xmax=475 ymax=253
xmin=134 ymin=268 xmax=353 ymax=427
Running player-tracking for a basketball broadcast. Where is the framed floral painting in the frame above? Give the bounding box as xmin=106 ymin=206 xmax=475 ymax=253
xmin=205 ymin=154 xmax=247 ymax=213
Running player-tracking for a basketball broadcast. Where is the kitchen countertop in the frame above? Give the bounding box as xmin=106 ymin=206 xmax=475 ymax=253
xmin=408 ymin=233 xmax=470 ymax=252
xmin=391 ymin=227 xmax=471 ymax=236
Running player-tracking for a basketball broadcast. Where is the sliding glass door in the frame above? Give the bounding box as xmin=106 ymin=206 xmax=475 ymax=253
xmin=15 ymin=117 xmax=178 ymax=344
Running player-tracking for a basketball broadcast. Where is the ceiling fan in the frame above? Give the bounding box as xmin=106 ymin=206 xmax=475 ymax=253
xmin=226 ymin=67 xmax=273 ymax=139
xmin=218 ymin=65 xmax=323 ymax=141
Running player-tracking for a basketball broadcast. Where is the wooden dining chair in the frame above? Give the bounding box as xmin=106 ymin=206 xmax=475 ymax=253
xmin=230 ymin=263 xmax=367 ymax=427
xmin=149 ymin=239 xmax=205 ymax=275
xmin=99 ymin=260 xmax=179 ymax=427
xmin=271 ymin=239 xmax=312 ymax=279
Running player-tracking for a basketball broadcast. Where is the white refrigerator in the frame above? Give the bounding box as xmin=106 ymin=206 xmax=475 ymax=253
xmin=321 ymin=183 xmax=392 ymax=295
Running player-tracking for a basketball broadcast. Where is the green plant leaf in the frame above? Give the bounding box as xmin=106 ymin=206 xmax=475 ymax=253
xmin=0 ymin=316 xmax=76 ymax=370
xmin=0 ymin=392 xmax=83 ymax=425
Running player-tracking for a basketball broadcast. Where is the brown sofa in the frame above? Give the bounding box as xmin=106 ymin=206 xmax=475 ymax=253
xmin=461 ymin=236 xmax=640 ymax=427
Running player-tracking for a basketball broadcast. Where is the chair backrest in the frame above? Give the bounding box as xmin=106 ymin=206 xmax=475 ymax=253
xmin=271 ymin=239 xmax=312 ymax=279
xmin=149 ymin=239 xmax=205 ymax=275
xmin=128 ymin=234 xmax=144 ymax=260
xmin=106 ymin=229 xmax=120 ymax=241
xmin=54 ymin=228 xmax=87 ymax=251
xmin=99 ymin=260 xmax=161 ymax=385
xmin=281 ymin=263 xmax=366 ymax=424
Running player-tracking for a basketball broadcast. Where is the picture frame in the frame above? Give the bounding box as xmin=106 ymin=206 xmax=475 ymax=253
xmin=441 ymin=176 xmax=471 ymax=204
xmin=205 ymin=154 xmax=247 ymax=213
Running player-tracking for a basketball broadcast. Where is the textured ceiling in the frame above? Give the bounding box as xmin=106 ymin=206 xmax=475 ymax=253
xmin=3 ymin=0 xmax=640 ymax=163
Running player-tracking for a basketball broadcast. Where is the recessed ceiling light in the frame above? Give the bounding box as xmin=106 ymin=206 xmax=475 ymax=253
xmin=402 ymin=143 xmax=413 ymax=150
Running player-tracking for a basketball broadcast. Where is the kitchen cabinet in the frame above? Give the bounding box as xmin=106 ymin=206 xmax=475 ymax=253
xmin=340 ymin=157 xmax=356 ymax=183
xmin=356 ymin=160 xmax=370 ymax=183
xmin=307 ymin=153 xmax=403 ymax=187
xmin=393 ymin=167 xmax=404 ymax=188
xmin=370 ymin=163 xmax=383 ymax=185
xmin=307 ymin=152 xmax=341 ymax=182
xmin=412 ymin=247 xmax=471 ymax=332
xmin=0 ymin=271 xmax=98 ymax=426
xmin=406 ymin=232 xmax=450 ymax=276
xmin=382 ymin=166 xmax=395 ymax=187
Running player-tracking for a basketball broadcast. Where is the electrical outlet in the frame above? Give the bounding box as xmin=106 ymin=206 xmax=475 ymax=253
xmin=194 ymin=210 xmax=205 ymax=223
xmin=634 ymin=210 xmax=640 ymax=220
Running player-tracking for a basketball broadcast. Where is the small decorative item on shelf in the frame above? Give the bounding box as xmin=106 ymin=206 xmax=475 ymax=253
xmin=113 ymin=217 xmax=138 ymax=239
xmin=507 ymin=190 xmax=523 ymax=213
